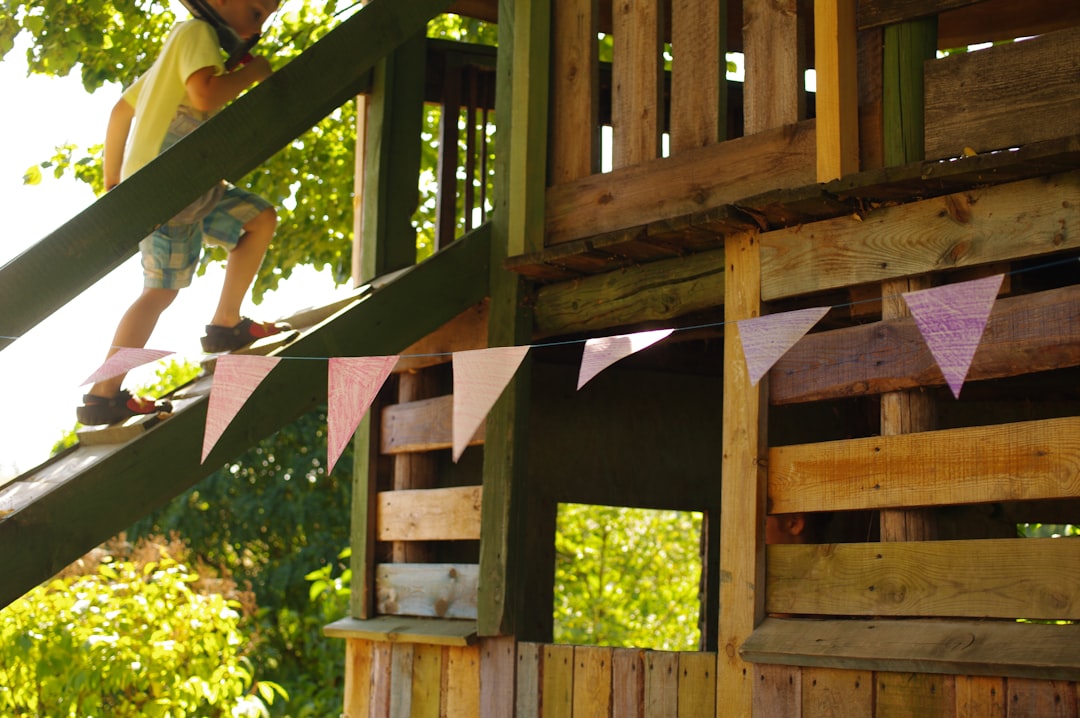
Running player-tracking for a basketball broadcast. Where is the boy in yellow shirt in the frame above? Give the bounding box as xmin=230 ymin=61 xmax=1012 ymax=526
xmin=78 ymin=0 xmax=286 ymax=425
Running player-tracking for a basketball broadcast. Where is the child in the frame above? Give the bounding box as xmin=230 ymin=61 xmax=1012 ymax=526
xmin=77 ymin=0 xmax=287 ymax=426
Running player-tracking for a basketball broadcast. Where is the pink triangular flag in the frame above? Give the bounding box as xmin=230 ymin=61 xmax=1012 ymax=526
xmin=81 ymin=347 xmax=175 ymax=385
xmin=903 ymin=274 xmax=1003 ymax=398
xmin=452 ymin=345 xmax=530 ymax=463
xmin=577 ymin=328 xmax=674 ymax=390
xmin=327 ymin=356 xmax=399 ymax=473
xmin=202 ymin=355 xmax=280 ymax=463
xmin=737 ymin=306 xmax=830 ymax=385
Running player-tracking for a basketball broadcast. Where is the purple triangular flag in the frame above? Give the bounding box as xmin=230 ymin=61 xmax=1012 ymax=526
xmin=452 ymin=345 xmax=530 ymax=463
xmin=202 ymin=355 xmax=280 ymax=463
xmin=577 ymin=328 xmax=674 ymax=390
xmin=327 ymin=356 xmax=398 ymax=473
xmin=903 ymin=274 xmax=1003 ymax=398
xmin=737 ymin=306 xmax=830 ymax=385
xmin=81 ymin=347 xmax=175 ymax=385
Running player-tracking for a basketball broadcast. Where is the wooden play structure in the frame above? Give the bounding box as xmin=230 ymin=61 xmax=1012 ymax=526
xmin=2 ymin=0 xmax=1079 ymax=715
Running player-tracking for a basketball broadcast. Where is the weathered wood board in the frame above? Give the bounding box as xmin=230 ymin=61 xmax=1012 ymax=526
xmin=375 ymin=563 xmax=478 ymax=619
xmin=376 ymin=485 xmax=482 ymax=541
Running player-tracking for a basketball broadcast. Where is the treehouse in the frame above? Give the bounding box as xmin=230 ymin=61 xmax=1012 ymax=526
xmin=2 ymin=0 xmax=1080 ymax=715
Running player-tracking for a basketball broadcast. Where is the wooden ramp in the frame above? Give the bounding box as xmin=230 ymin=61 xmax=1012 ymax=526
xmin=0 ymin=225 xmax=490 ymax=610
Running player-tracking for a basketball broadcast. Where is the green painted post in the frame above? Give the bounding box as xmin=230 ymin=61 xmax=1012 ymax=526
xmin=882 ymin=17 xmax=937 ymax=165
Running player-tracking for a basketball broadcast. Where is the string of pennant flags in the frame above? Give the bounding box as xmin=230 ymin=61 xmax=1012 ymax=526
xmin=74 ymin=271 xmax=1015 ymax=473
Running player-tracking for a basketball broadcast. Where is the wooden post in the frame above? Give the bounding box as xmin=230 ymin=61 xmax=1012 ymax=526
xmin=611 ymin=0 xmax=664 ymax=168
xmin=814 ymin=0 xmax=859 ymax=181
xmin=880 ymin=16 xmax=938 ymax=543
xmin=742 ymin=0 xmax=803 ymax=134
xmin=392 ymin=370 xmax=440 ymax=563
xmin=670 ymin=0 xmax=727 ymax=152
xmin=478 ymin=0 xmax=549 ymax=642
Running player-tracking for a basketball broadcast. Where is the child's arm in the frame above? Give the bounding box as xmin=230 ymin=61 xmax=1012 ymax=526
xmin=103 ymin=97 xmax=135 ymax=191
xmin=185 ymin=56 xmax=272 ymax=114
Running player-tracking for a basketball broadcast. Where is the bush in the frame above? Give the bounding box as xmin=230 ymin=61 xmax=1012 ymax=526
xmin=0 ymin=537 xmax=285 ymax=717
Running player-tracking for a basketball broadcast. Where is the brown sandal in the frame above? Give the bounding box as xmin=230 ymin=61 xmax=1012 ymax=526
xmin=76 ymin=390 xmax=173 ymax=426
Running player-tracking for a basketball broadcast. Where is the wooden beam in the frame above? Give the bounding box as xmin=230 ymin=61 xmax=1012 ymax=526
xmin=769 ymin=416 xmax=1080 ymax=514
xmin=324 ymin=615 xmax=478 ymax=645
xmin=375 ymin=562 xmax=479 ymax=619
xmin=0 ymin=0 xmax=456 ymax=353
xmin=814 ymin=0 xmax=860 ymax=181
xmin=760 ymin=171 xmax=1080 ymax=301
xmin=768 ymin=537 xmax=1080 ymax=620
xmin=391 ymin=370 xmax=440 ymax=564
xmin=717 ymin=230 xmax=768 ymax=715
xmin=394 ymin=300 xmax=489 ymax=373
xmin=377 ymin=486 xmax=483 ymax=541
xmin=741 ymin=617 xmax=1080 ymax=681
xmin=0 ymin=223 xmax=490 ymax=611
xmin=382 ymin=394 xmax=485 ymax=454
xmin=771 ymin=283 xmax=1080 ymax=404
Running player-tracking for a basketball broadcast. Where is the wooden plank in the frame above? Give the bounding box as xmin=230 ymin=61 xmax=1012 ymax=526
xmin=925 ymin=27 xmax=1080 ymax=160
xmin=353 ymin=398 xmax=385 ymax=619
xmin=1 ymin=224 xmax=491 ymax=611
xmin=573 ymin=646 xmax=614 ymax=717
xmin=412 ymin=644 xmax=443 ymax=718
xmin=0 ymin=0 xmax=455 ymax=353
xmin=645 ymin=651 xmax=679 ymax=718
xmin=760 ymin=171 xmax=1080 ymax=301
xmin=542 ymin=644 xmax=575 ymax=718
xmin=741 ymin=617 xmax=1080 ymax=681
xmin=479 ymin=636 xmax=516 ymax=718
xmin=767 ymin=538 xmax=1080 ymax=620
xmin=676 ymin=652 xmax=716 ymax=718
xmin=394 ymin=300 xmax=488 ymax=373
xmin=857 ymin=0 xmax=977 ymax=29
xmin=768 ymin=416 xmax=1080 ymax=514
xmin=371 ymin=641 xmax=394 ymax=718
xmin=392 ymin=369 xmax=439 ymax=564
xmin=718 ymin=230 xmax=768 ymax=716
xmin=532 ymin=247 xmax=725 ymax=336
xmin=802 ymin=667 xmax=873 ymax=718
xmin=325 ymin=616 xmax=478 ymax=646
xmin=377 ymin=486 xmax=482 ymax=541
xmin=954 ymin=675 xmax=1005 ymax=718
xmin=443 ymin=645 xmax=481 ymax=718
xmin=545 ymin=120 xmax=816 ymax=246
xmin=376 ymin=563 xmax=479 ymax=619
xmin=670 ymin=0 xmax=725 ymax=152
xmin=613 ymin=649 xmax=646 ymax=718
xmin=517 ymin=643 xmax=542 ymax=718
xmin=1006 ymin=678 xmax=1078 ymax=718
xmin=770 ymin=284 xmax=1080 ymax=405
xmin=344 ymin=639 xmax=374 ymax=718
xmin=382 ymin=394 xmax=485 ymax=454
xmin=814 ymin=0 xmax=860 ymax=181
xmin=611 ymin=0 xmax=664 ymax=168
xmin=743 ymin=0 xmax=803 ymax=134
xmin=875 ymin=672 xmax=954 ymax=718
xmin=938 ymin=0 xmax=1080 ymax=49
xmin=550 ymin=0 xmax=600 ymax=184
xmin=389 ymin=643 xmax=415 ymax=718
xmin=753 ymin=663 xmax=802 ymax=717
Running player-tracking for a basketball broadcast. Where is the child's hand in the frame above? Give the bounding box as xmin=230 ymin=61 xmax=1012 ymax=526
xmin=245 ymin=55 xmax=273 ymax=83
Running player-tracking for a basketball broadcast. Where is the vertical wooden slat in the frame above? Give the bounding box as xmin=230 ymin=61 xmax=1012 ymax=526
xmin=543 ymin=644 xmax=575 ymax=718
xmin=435 ymin=53 xmax=463 ymax=250
xmin=480 ymin=636 xmax=517 ymax=718
xmin=802 ymin=667 xmax=872 ymax=718
xmin=753 ymin=664 xmax=802 ymax=717
xmin=742 ymin=0 xmax=802 ymax=134
xmin=875 ymin=673 xmax=954 ymax=718
xmin=517 ymin=643 xmax=543 ymax=718
xmin=857 ymin=28 xmax=885 ymax=172
xmin=370 ymin=642 xmax=394 ymax=718
xmin=352 ymin=397 xmax=385 ymax=619
xmin=550 ymin=0 xmax=600 ymax=184
xmin=670 ymin=0 xmax=726 ymax=153
xmin=611 ymin=0 xmax=664 ymax=168
xmin=613 ymin=649 xmax=646 ymax=718
xmin=955 ymin=675 xmax=1004 ymax=718
xmin=412 ymin=644 xmax=443 ymax=718
xmin=444 ymin=645 xmax=481 ymax=718
xmin=573 ymin=646 xmax=614 ymax=717
xmin=717 ymin=230 xmax=768 ymax=716
xmin=814 ymin=0 xmax=860 ymax=181
xmin=392 ymin=370 xmax=439 ymax=563
xmin=344 ymin=639 xmax=374 ymax=718
xmin=1006 ymin=678 xmax=1078 ymax=717
xmin=676 ymin=652 xmax=716 ymax=718
xmin=389 ymin=643 xmax=415 ymax=718
xmin=645 ymin=652 xmax=679 ymax=718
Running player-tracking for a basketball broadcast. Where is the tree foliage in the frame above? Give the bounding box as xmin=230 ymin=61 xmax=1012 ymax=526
xmin=0 ymin=536 xmax=285 ymax=717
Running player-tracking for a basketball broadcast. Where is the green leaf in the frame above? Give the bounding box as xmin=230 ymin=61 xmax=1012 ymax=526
xmin=22 ymin=165 xmax=42 ymax=185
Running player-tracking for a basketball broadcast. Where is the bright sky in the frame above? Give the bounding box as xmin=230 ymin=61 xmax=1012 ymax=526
xmin=0 ymin=39 xmax=352 ymax=478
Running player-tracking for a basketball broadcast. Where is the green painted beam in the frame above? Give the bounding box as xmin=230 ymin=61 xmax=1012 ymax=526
xmin=0 ymin=223 xmax=490 ymax=610
xmin=882 ymin=16 xmax=937 ymax=165
xmin=0 ymin=0 xmax=455 ymax=353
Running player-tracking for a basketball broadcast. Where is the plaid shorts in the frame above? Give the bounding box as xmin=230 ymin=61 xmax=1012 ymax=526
xmin=140 ymin=185 xmax=273 ymax=290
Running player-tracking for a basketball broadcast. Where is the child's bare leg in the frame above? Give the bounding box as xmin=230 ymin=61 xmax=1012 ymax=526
xmin=88 ymin=287 xmax=178 ymax=398
xmin=211 ymin=207 xmax=276 ymax=328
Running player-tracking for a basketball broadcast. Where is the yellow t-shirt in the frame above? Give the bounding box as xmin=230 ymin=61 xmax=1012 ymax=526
xmin=121 ymin=19 xmax=224 ymax=180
